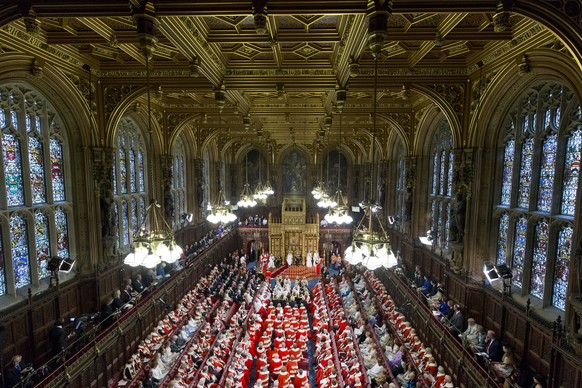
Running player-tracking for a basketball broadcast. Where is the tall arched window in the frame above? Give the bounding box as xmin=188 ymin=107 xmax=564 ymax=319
xmin=113 ymin=118 xmax=147 ymax=253
xmin=495 ymin=81 xmax=580 ymax=310
xmin=171 ymin=138 xmax=186 ymax=228
xmin=0 ymin=84 xmax=72 ymax=296
xmin=429 ymin=121 xmax=454 ymax=251
xmin=395 ymin=151 xmax=407 ymax=231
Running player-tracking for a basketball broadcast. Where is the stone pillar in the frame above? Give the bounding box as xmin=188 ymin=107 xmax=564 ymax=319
xmin=92 ymin=147 xmax=116 ymax=265
xmin=449 ymin=148 xmax=475 ymax=273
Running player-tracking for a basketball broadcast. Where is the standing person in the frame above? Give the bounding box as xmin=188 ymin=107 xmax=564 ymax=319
xmin=314 ymin=251 xmax=321 ymax=275
xmin=48 ymin=318 xmax=68 ymax=362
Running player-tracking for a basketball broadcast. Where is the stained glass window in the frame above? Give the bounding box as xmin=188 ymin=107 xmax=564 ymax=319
xmin=132 ymin=198 xmax=138 ymax=235
xmin=119 ymin=147 xmax=127 ymax=194
xmin=537 ymin=134 xmax=557 ymax=212
xmin=530 ymin=220 xmax=549 ymax=299
xmin=439 ymin=151 xmax=446 ymax=196
xmin=114 ymin=118 xmax=146 ymax=250
xmin=129 ymin=149 xmax=136 ymax=193
xmin=138 ymin=150 xmax=145 ymax=193
xmin=35 ymin=211 xmax=51 ymax=279
xmin=497 ymin=81 xmax=580 ymax=306
xmin=1 ymin=84 xmax=71 ymax=293
xmin=50 ymin=138 xmax=65 ymax=201
xmin=171 ymin=139 xmax=186 ymax=228
xmin=496 ymin=213 xmax=509 ymax=265
xmin=0 ymin=233 xmax=5 ymax=295
xmin=517 ymin=138 xmax=534 ymax=208
xmin=429 ymin=122 xmax=453 ymax=251
xmin=25 ymin=114 xmax=32 ymax=132
xmin=114 ymin=202 xmax=120 ymax=250
xmin=122 ymin=200 xmax=129 ymax=246
xmin=55 ymin=208 xmax=69 ymax=259
xmin=28 ymin=136 xmax=46 ymax=204
xmin=112 ymin=163 xmax=117 ymax=195
xmin=432 ymin=152 xmax=438 ymax=195
xmin=501 ymin=139 xmax=515 ymax=206
xmin=437 ymin=202 xmax=443 ymax=246
xmin=140 ymin=197 xmax=146 ymax=224
xmin=431 ymin=200 xmax=435 ymax=233
xmin=10 ymin=214 xmax=30 ymax=289
xmin=447 ymin=153 xmax=454 ymax=196
xmin=3 ymin=134 xmax=24 ymax=206
xmin=11 ymin=111 xmax=18 ymax=128
xmin=553 ymin=225 xmax=573 ymax=310
xmin=512 ymin=216 xmax=527 ymax=289
xmin=561 ymin=128 xmax=581 ymax=215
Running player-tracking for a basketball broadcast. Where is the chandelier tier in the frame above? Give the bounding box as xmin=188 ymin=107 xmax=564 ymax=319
xmin=207 ymin=188 xmax=237 ymax=224
xmin=124 ymin=44 xmax=182 ymax=268
xmin=125 ymin=199 xmax=182 ymax=267
xmin=238 ymin=152 xmax=257 ymax=208
xmin=325 ymin=109 xmax=353 ymax=225
xmin=345 ymin=18 xmax=396 ymax=270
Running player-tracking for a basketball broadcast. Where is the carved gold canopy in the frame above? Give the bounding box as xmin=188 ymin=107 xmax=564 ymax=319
xmin=0 ymin=1 xmax=566 ymax=159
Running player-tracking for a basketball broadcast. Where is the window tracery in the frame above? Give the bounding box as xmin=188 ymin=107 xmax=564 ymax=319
xmin=113 ymin=118 xmax=147 ymax=252
xmin=0 ymin=84 xmax=71 ymax=296
xmin=495 ymin=80 xmax=580 ymax=310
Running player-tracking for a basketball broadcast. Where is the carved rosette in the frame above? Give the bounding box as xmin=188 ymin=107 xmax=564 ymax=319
xmin=104 ymin=84 xmax=140 ymax=119
xmin=167 ymin=112 xmax=191 ymax=136
xmin=431 ymin=83 xmax=464 ymax=125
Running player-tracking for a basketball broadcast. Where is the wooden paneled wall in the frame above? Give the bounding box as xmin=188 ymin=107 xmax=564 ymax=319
xmin=387 ymin=229 xmax=582 ymax=387
xmin=0 ymin=230 xmax=238 ymax=387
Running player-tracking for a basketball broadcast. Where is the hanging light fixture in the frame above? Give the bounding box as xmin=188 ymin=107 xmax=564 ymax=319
xmin=253 ymin=152 xmax=268 ymax=202
xmin=207 ymin=105 xmax=237 ymax=224
xmin=318 ymin=128 xmax=336 ymax=208
xmin=124 ymin=43 xmax=182 ymax=268
xmin=262 ymin=149 xmax=274 ymax=197
xmin=238 ymin=152 xmax=257 ymax=208
xmin=325 ymin=109 xmax=353 ymax=225
xmin=345 ymin=18 xmax=396 ymax=270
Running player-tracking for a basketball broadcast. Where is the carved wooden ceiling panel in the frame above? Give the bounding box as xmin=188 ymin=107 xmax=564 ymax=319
xmin=0 ymin=0 xmax=557 ymax=155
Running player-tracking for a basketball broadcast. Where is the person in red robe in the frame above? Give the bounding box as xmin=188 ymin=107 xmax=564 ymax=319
xmin=278 ymin=366 xmax=291 ymax=387
xmin=293 ymin=369 xmax=308 ymax=388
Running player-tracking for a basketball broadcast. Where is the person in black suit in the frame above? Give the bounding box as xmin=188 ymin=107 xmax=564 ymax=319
xmin=483 ymin=330 xmax=503 ymax=362
xmin=132 ymin=274 xmax=146 ymax=294
xmin=447 ymin=304 xmax=464 ymax=334
xmin=5 ymin=355 xmax=25 ymax=388
xmin=48 ymin=318 xmax=68 ymax=361
xmin=111 ymin=289 xmax=125 ymax=311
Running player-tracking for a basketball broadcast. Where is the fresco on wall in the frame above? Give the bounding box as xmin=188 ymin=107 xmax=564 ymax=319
xmin=282 ymin=149 xmax=308 ymax=195
xmin=322 ymin=150 xmax=348 ymax=194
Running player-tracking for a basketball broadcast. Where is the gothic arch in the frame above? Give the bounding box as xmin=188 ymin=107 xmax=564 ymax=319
xmin=0 ymin=54 xmax=93 ymax=147
xmin=475 ymin=49 xmax=582 ymax=148
xmin=410 ymin=83 xmax=463 ymax=149
xmin=276 ymin=144 xmax=313 ymax=165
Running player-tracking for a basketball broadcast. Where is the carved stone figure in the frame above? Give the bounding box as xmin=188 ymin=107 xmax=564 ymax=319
xmin=454 ymin=193 xmax=466 ymax=243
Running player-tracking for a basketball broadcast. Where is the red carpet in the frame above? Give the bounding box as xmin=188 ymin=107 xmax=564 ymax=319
xmin=275 ymin=265 xmax=319 ymax=280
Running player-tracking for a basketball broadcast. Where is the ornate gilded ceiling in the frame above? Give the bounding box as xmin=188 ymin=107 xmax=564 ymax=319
xmin=0 ymin=1 xmax=560 ymax=157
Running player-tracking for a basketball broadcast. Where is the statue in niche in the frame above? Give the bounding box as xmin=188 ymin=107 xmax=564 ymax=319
xmin=283 ymin=150 xmax=307 ymax=194
xmin=452 ymin=193 xmax=466 ymax=243
xmin=404 ymin=187 xmax=413 ymax=221
xmin=164 ymin=188 xmax=174 ymax=219
xmin=197 ymin=181 xmax=205 ymax=207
